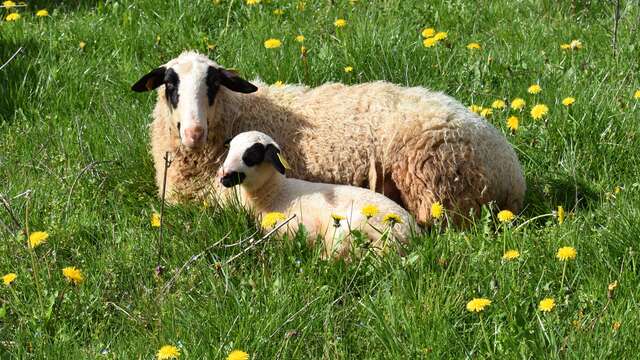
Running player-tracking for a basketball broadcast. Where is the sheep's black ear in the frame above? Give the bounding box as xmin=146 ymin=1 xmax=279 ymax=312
xmin=218 ymin=68 xmax=258 ymax=94
xmin=131 ymin=67 xmax=166 ymax=92
xmin=265 ymin=144 xmax=286 ymax=174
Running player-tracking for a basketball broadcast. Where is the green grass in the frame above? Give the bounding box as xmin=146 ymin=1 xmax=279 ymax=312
xmin=2 ymin=0 xmax=640 ymax=358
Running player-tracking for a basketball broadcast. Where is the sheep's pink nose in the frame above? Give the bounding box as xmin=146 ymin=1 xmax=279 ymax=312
xmin=184 ymin=126 xmax=204 ymax=147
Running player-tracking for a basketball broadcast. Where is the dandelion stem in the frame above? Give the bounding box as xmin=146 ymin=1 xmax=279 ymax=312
xmin=25 ymin=195 xmax=45 ymax=316
xmin=559 ymin=261 xmax=567 ymax=291
xmin=158 ymin=152 xmax=172 ymax=265
xmin=479 ymin=314 xmax=492 ymax=353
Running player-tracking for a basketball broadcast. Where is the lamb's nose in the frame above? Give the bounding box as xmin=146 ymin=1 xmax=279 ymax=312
xmin=184 ymin=126 xmax=204 ymax=145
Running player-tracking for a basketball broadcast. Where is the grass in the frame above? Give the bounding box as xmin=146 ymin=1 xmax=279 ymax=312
xmin=1 ymin=0 xmax=640 ymax=358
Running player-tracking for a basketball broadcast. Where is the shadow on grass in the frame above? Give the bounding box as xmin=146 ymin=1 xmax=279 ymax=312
xmin=0 ymin=38 xmax=39 ymax=124
xmin=522 ymin=174 xmax=599 ymax=218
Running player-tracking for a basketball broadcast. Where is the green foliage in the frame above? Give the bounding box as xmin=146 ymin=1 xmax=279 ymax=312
xmin=1 ymin=0 xmax=640 ymax=358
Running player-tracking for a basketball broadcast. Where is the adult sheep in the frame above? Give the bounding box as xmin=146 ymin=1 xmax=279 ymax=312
xmin=131 ymin=51 xmax=525 ymax=225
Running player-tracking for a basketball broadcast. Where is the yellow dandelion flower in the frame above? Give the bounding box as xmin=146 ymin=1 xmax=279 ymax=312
xmin=334 ymin=19 xmax=347 ymax=28
xmin=2 ymin=1 xmax=16 ymax=9
xmin=227 ymin=350 xmax=249 ymax=360
xmin=557 ymin=205 xmax=565 ymax=224
xmin=556 ymin=246 xmax=577 ymax=261
xmin=502 ymin=249 xmax=520 ymax=261
xmin=273 ymin=80 xmax=284 ymax=88
xmin=562 ymin=97 xmax=575 ymax=106
xmin=331 ymin=213 xmax=346 ymax=221
xmin=480 ymin=108 xmax=492 ymax=118
xmin=5 ymin=12 xmax=20 ymax=21
xmin=300 ymin=45 xmax=307 ymax=55
xmin=510 ymin=98 xmax=526 ymax=110
xmin=151 ymin=212 xmax=161 ymax=227
xmin=382 ymin=213 xmax=403 ymax=225
xmin=491 ymin=99 xmax=506 ymax=110
xmin=469 ymin=104 xmax=482 ymax=114
xmin=36 ymin=9 xmax=49 ymax=17
xmin=507 ymin=116 xmax=519 ymax=132
xmin=344 ymin=66 xmax=353 ymax=73
xmin=361 ymin=204 xmax=379 ymax=218
xmin=264 ymin=38 xmax=282 ymax=49
xmin=466 ymin=298 xmax=491 ymax=312
xmin=466 ymin=42 xmax=481 ymax=50
xmin=207 ymin=43 xmax=216 ymax=50
xmin=527 ymin=84 xmax=542 ymax=94
xmin=569 ymin=39 xmax=582 ymax=49
xmin=560 ymin=43 xmax=571 ymax=50
xmin=261 ymin=212 xmax=287 ymax=229
xmin=612 ymin=321 xmax=621 ymax=331
xmin=530 ymin=104 xmax=549 ymax=120
xmin=79 ymin=41 xmax=86 ymax=49
xmin=633 ymin=90 xmax=640 ymax=99
xmin=430 ymin=201 xmax=443 ymax=219
xmin=538 ymin=298 xmax=556 ymax=312
xmin=433 ymin=32 xmax=447 ymax=41
xmin=62 ymin=267 xmax=84 ymax=285
xmin=245 ymin=0 xmax=260 ymax=5
xmin=422 ymin=37 xmax=438 ymax=48
xmin=273 ymin=9 xmax=284 ymax=15
xmin=608 ymin=280 xmax=618 ymax=292
xmin=2 ymin=273 xmax=17 ymax=286
xmin=421 ymin=27 xmax=436 ymax=38
xmin=497 ymin=210 xmax=515 ymax=223
xmin=295 ymin=35 xmax=305 ymax=42
xmin=297 ymin=1 xmax=305 ymax=11
xmin=157 ymin=345 xmax=180 ymax=360
xmin=29 ymin=231 xmax=49 ymax=249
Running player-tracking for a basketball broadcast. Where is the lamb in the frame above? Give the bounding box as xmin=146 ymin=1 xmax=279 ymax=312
xmin=218 ymin=131 xmax=415 ymax=258
xmin=131 ymin=51 xmax=526 ymax=225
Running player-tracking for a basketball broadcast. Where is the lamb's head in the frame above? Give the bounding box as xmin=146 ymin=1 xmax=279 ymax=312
xmin=218 ymin=131 xmax=287 ymax=190
xmin=131 ymin=52 xmax=257 ymax=150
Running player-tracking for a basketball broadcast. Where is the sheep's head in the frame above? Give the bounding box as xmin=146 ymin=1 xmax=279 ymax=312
xmin=218 ymin=131 xmax=287 ymax=190
xmin=132 ymin=52 xmax=257 ymax=150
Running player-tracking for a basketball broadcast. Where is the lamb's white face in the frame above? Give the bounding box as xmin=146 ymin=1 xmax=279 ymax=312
xmin=219 ymin=131 xmax=286 ymax=189
xmin=132 ymin=52 xmax=258 ymax=150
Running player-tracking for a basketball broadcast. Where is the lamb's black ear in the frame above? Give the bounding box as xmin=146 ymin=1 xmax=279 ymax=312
xmin=218 ymin=68 xmax=258 ymax=94
xmin=242 ymin=143 xmax=266 ymax=167
xmin=265 ymin=144 xmax=286 ymax=174
xmin=131 ymin=67 xmax=166 ymax=92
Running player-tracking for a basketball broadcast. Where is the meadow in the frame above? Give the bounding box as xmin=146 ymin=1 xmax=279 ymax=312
xmin=1 ymin=0 xmax=640 ymax=358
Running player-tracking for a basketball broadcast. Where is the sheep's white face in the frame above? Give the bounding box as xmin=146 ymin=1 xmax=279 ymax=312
xmin=132 ymin=52 xmax=257 ymax=150
xmin=218 ymin=131 xmax=286 ymax=190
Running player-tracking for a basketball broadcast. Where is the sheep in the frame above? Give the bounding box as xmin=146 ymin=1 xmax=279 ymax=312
xmin=131 ymin=51 xmax=526 ymax=225
xmin=218 ymin=131 xmax=415 ymax=258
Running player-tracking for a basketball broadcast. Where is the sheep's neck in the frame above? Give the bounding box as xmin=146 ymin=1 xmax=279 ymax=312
xmin=241 ymin=173 xmax=284 ymax=213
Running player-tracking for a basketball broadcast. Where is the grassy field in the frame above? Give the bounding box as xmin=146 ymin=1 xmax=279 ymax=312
xmin=2 ymin=0 xmax=640 ymax=358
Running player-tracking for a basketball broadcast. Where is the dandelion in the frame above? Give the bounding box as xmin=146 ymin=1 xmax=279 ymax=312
xmin=207 ymin=43 xmax=216 ymax=50
xmin=245 ymin=0 xmax=260 ymax=5
xmin=491 ymin=99 xmax=506 ymax=110
xmin=344 ymin=66 xmax=353 ymax=73
xmin=2 ymin=273 xmax=17 ymax=286
xmin=334 ymin=19 xmax=347 ymax=28
xmin=527 ymin=84 xmax=542 ymax=94
xmin=5 ymin=12 xmax=20 ymax=21
xmin=361 ymin=204 xmax=379 ymax=219
xmin=62 ymin=267 xmax=84 ymax=285
xmin=497 ymin=210 xmax=515 ymax=223
xmin=608 ymin=280 xmax=618 ymax=292
xmin=422 ymin=37 xmax=438 ymax=48
xmin=530 ymin=104 xmax=549 ymax=120
xmin=264 ymin=38 xmax=282 ymax=49
xmin=466 ymin=42 xmax=481 ymax=50
xmin=273 ymin=9 xmax=284 ymax=15
xmin=421 ymin=27 xmax=435 ymax=38
xmin=507 ymin=116 xmax=519 ymax=132
xmin=538 ymin=298 xmax=556 ymax=312
xmin=300 ymin=45 xmax=307 ymax=56
xmin=433 ymin=32 xmax=447 ymax=41
xmin=569 ymin=39 xmax=583 ymax=49
xmin=157 ymin=345 xmax=180 ymax=360
xmin=557 ymin=205 xmax=565 ymax=224
xmin=261 ymin=212 xmax=287 ymax=229
xmin=36 ymin=9 xmax=49 ymax=17
xmin=273 ymin=80 xmax=284 ymax=88
xmin=383 ymin=213 xmax=403 ymax=226
xmin=469 ymin=104 xmax=482 ymax=114
xmin=502 ymin=249 xmax=520 ymax=261
xmin=79 ymin=41 xmax=86 ymax=49
xmin=2 ymin=1 xmax=16 ymax=8
xmin=295 ymin=35 xmax=305 ymax=42
xmin=430 ymin=201 xmax=443 ymax=219
xmin=560 ymin=43 xmax=571 ymax=50
xmin=633 ymin=90 xmax=640 ymax=99
xmin=556 ymin=246 xmax=577 ymax=261
xmin=28 ymin=231 xmax=49 ymax=249
xmin=510 ymin=98 xmax=526 ymax=110
xmin=612 ymin=321 xmax=621 ymax=331
xmin=466 ymin=298 xmax=491 ymax=312
xmin=151 ymin=212 xmax=161 ymax=227
xmin=227 ymin=350 xmax=249 ymax=360
xmin=479 ymin=108 xmax=492 ymax=118
xmin=562 ymin=97 xmax=575 ymax=106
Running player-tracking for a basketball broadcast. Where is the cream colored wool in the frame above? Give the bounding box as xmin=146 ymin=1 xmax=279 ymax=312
xmin=147 ymin=52 xmax=526 ymax=225
xmin=221 ymin=131 xmax=414 ymax=259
